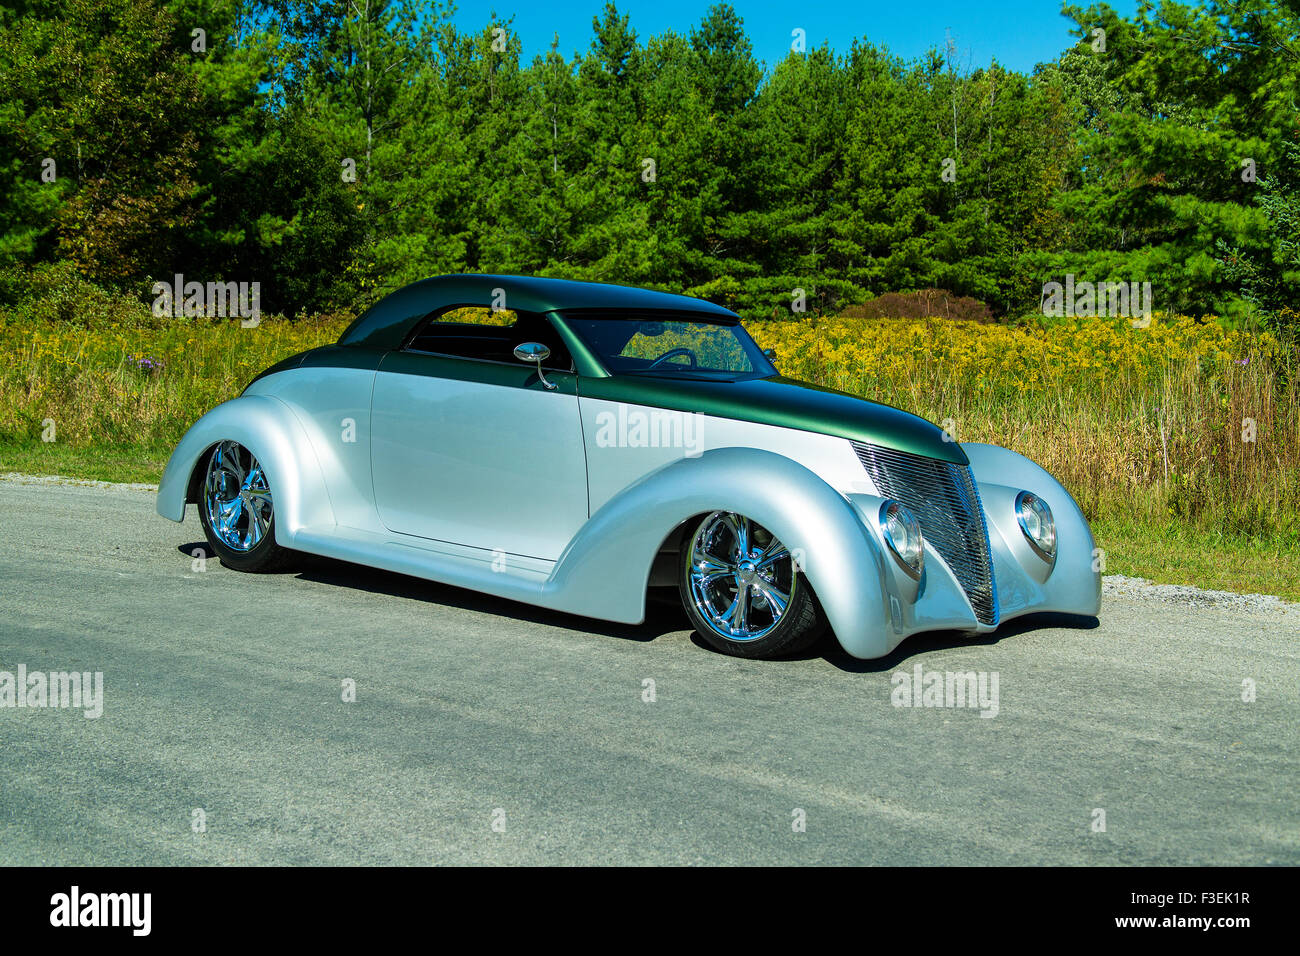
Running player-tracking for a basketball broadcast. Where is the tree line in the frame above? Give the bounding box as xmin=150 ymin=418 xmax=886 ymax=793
xmin=1 ymin=0 xmax=1297 ymax=329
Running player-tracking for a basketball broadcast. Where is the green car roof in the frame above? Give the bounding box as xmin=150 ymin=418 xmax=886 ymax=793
xmin=338 ymin=274 xmax=738 ymax=350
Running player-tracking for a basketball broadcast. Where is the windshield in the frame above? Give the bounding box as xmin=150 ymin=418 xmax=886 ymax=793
xmin=562 ymin=313 xmax=775 ymax=380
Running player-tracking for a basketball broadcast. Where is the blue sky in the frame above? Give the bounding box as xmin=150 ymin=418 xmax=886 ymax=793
xmin=445 ymin=0 xmax=1138 ymax=74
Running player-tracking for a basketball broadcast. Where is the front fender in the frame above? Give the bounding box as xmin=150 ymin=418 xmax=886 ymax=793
xmin=156 ymin=394 xmax=335 ymax=545
xmin=961 ymin=442 xmax=1102 ymax=620
xmin=543 ymin=446 xmax=894 ymax=658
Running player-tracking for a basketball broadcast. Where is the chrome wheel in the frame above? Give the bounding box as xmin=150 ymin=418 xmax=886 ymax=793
xmin=203 ymin=441 xmax=273 ymax=552
xmin=686 ymin=512 xmax=796 ymax=642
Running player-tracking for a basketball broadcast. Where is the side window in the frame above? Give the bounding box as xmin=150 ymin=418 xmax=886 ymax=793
xmin=406 ymin=307 xmax=573 ymax=370
xmin=430 ymin=306 xmax=517 ymax=328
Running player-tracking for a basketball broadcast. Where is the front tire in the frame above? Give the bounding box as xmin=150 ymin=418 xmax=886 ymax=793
xmin=678 ymin=511 xmax=826 ymax=659
xmin=197 ymin=440 xmax=295 ymax=572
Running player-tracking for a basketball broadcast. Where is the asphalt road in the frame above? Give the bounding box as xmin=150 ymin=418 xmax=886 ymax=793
xmin=1 ymin=476 xmax=1297 ymax=865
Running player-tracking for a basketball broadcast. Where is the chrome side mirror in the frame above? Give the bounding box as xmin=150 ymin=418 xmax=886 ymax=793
xmin=513 ymin=342 xmax=557 ymax=390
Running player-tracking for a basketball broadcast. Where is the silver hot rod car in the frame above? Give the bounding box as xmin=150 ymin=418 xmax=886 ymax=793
xmin=157 ymin=275 xmax=1100 ymax=659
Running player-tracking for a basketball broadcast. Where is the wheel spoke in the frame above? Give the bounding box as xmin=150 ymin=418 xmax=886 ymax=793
xmin=729 ymin=588 xmax=749 ymax=634
xmin=696 ymin=568 xmax=733 ymax=589
xmin=243 ymin=463 xmax=264 ymax=492
xmin=692 ymin=553 xmax=733 ymax=590
xmin=217 ymin=495 xmax=243 ymax=538
xmin=245 ymin=490 xmax=273 ymax=511
xmin=247 ymin=500 xmax=266 ymax=546
xmin=754 ymin=582 xmax=790 ymax=618
xmin=719 ymin=513 xmax=745 ymax=557
xmin=694 ymin=553 xmax=731 ymax=574
xmin=218 ymin=441 xmax=245 ymax=482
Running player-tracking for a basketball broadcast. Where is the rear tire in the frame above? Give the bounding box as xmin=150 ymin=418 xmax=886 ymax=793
xmin=678 ymin=511 xmax=826 ymax=659
xmin=197 ymin=440 xmax=295 ymax=573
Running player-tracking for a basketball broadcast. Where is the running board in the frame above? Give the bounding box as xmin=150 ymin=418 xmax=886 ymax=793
xmin=290 ymin=524 xmax=552 ymax=606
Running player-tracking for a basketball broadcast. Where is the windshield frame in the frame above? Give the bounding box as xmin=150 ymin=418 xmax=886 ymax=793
xmin=554 ymin=309 xmax=777 ymax=381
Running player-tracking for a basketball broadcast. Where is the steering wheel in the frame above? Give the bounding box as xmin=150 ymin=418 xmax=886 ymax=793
xmin=648 ymin=347 xmax=698 ymax=369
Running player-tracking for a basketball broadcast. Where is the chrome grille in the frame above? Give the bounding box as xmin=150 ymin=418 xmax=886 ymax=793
xmin=852 ymin=442 xmax=999 ymax=626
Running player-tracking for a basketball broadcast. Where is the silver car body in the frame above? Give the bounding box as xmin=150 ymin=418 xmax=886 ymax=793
xmin=157 ymin=275 xmax=1101 ymax=659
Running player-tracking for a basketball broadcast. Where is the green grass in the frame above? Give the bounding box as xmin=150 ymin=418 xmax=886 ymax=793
xmin=1091 ymin=515 xmax=1300 ymax=601
xmin=0 ymin=442 xmax=170 ymax=485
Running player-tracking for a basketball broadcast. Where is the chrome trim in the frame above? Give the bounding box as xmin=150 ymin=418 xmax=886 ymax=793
xmin=853 ymin=442 xmax=999 ymax=626
xmin=686 ymin=512 xmax=796 ymax=643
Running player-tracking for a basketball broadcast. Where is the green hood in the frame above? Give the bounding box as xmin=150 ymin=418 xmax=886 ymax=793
xmin=577 ymin=374 xmax=967 ymax=465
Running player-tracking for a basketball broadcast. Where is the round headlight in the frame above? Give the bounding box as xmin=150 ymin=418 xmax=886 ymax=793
xmin=879 ymin=501 xmax=924 ymax=578
xmin=1015 ymin=491 xmax=1056 ymax=561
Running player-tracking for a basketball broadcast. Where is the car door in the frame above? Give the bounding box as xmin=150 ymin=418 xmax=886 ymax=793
xmin=369 ymin=307 xmax=589 ymax=561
